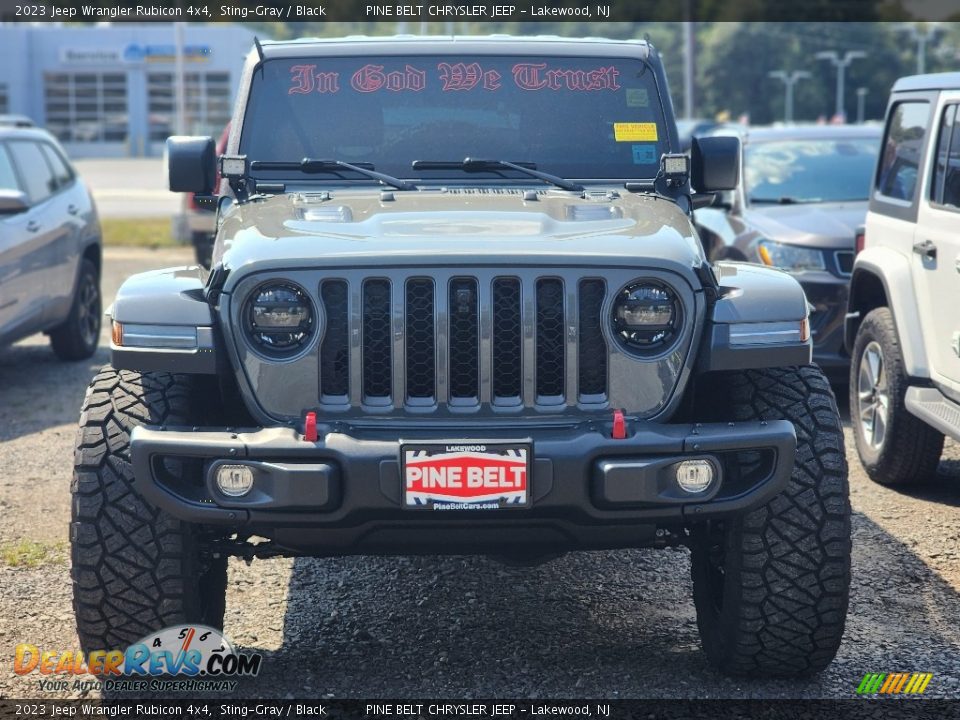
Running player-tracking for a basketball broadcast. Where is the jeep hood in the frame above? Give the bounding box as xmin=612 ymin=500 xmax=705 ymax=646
xmin=216 ymin=189 xmax=705 ymax=286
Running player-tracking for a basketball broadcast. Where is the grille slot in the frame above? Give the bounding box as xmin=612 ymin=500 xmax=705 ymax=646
xmin=578 ymin=279 xmax=607 ymax=399
xmin=448 ymin=278 xmax=480 ymax=400
xmin=362 ymin=279 xmax=392 ymax=402
xmin=835 ymin=250 xmax=854 ymax=276
xmin=319 ymin=280 xmax=349 ymax=400
xmin=492 ymin=278 xmax=523 ymax=403
xmin=405 ymin=279 xmax=435 ymax=400
xmin=536 ymin=278 xmax=566 ymax=400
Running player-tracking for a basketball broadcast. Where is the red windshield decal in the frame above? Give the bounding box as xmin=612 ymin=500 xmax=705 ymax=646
xmin=351 ymin=64 xmax=426 ymax=93
xmin=287 ymin=62 xmax=623 ymax=95
xmin=438 ymin=62 xmax=502 ymax=91
xmin=287 ymin=64 xmax=339 ymax=95
xmin=512 ymin=63 xmax=621 ymax=91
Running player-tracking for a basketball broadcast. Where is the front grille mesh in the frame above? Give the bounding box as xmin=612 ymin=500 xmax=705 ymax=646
xmin=449 ymin=278 xmax=480 ymax=399
xmin=362 ymin=279 xmax=392 ymax=400
xmin=536 ymin=279 xmax=566 ymax=398
xmin=319 ymin=280 xmax=349 ymax=398
xmin=405 ymin=279 xmax=435 ymax=399
xmin=319 ymin=274 xmax=609 ymax=410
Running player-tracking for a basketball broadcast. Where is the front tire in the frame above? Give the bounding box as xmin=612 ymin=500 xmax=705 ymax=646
xmin=71 ymin=367 xmax=227 ymax=651
xmin=690 ymin=366 xmax=851 ymax=676
xmin=50 ymin=258 xmax=101 ymax=361
xmin=849 ymin=307 xmax=944 ymax=486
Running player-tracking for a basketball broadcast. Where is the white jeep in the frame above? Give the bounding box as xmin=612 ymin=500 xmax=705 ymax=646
xmin=847 ymin=72 xmax=960 ymax=485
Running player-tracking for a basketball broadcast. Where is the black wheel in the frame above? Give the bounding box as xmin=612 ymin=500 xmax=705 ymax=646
xmin=50 ymin=258 xmax=101 ymax=361
xmin=192 ymin=232 xmax=214 ymax=270
xmin=690 ymin=366 xmax=851 ymax=676
xmin=849 ymin=307 xmax=944 ymax=486
xmin=71 ymin=367 xmax=227 ymax=651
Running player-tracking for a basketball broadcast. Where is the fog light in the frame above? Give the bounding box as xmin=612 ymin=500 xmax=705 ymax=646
xmin=216 ymin=464 xmax=254 ymax=497
xmin=675 ymin=460 xmax=714 ymax=494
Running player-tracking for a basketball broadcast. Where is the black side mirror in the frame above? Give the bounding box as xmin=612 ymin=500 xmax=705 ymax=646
xmin=166 ymin=136 xmax=216 ymax=194
xmin=691 ymin=136 xmax=740 ymax=192
xmin=0 ymin=189 xmax=30 ymax=215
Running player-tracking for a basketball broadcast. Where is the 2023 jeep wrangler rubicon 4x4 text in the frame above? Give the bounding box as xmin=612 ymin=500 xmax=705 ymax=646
xmin=72 ymin=37 xmax=850 ymax=677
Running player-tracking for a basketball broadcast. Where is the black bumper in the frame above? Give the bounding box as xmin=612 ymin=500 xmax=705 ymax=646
xmin=130 ymin=420 xmax=796 ymax=555
xmin=802 ymin=276 xmax=850 ymax=379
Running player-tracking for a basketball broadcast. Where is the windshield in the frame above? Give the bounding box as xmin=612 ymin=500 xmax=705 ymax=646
xmin=745 ymin=136 xmax=880 ymax=204
xmin=240 ymin=55 xmax=667 ymax=183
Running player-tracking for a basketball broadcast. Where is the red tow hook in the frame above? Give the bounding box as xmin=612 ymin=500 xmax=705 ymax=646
xmin=611 ymin=409 xmax=627 ymax=440
xmin=303 ymin=411 xmax=318 ymax=442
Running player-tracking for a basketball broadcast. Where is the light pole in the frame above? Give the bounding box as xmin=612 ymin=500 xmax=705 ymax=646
xmin=856 ymin=87 xmax=869 ymax=124
xmin=816 ymin=50 xmax=867 ymax=122
xmin=900 ymin=23 xmax=941 ymax=74
xmin=768 ymin=70 xmax=811 ymax=123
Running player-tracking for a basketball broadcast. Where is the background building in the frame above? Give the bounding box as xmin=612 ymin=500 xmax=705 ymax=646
xmin=0 ymin=24 xmax=256 ymax=157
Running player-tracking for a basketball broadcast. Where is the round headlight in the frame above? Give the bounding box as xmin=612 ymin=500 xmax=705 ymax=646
xmin=245 ymin=281 xmax=314 ymax=356
xmin=612 ymin=281 xmax=680 ymax=353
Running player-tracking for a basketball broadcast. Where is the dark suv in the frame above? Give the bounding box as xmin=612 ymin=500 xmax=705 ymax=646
xmin=71 ymin=36 xmax=850 ymax=677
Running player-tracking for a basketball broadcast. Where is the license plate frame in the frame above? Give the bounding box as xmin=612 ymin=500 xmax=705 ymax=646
xmin=401 ymin=441 xmax=532 ymax=511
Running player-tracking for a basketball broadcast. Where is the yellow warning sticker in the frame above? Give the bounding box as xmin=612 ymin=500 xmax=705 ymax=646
xmin=614 ymin=122 xmax=659 ymax=142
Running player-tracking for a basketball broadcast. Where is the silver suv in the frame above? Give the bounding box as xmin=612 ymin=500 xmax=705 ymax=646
xmin=0 ymin=126 xmax=102 ymax=360
xmin=848 ymin=72 xmax=960 ymax=485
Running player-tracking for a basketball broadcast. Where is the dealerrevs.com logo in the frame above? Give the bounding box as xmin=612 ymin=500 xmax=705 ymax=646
xmin=15 ymin=625 xmax=262 ymax=693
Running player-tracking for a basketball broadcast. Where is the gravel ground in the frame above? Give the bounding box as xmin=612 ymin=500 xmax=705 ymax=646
xmin=1 ymin=247 xmax=959 ymax=700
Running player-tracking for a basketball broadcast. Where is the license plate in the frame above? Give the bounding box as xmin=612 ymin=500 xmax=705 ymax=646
xmin=402 ymin=442 xmax=531 ymax=510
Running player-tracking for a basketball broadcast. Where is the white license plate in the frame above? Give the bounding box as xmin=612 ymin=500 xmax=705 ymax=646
xmin=402 ymin=442 xmax=531 ymax=510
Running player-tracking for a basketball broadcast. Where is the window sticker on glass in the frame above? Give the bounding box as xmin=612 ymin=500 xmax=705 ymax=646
xmin=614 ymin=122 xmax=658 ymax=142
xmin=626 ymin=88 xmax=649 ymax=107
xmin=632 ymin=144 xmax=657 ymax=164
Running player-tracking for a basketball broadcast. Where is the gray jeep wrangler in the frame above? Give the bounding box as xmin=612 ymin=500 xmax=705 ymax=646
xmin=72 ymin=36 xmax=850 ymax=677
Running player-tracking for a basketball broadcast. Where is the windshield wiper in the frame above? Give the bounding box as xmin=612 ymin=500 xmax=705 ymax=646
xmin=412 ymin=158 xmax=584 ymax=192
xmin=249 ymin=158 xmax=416 ymax=191
xmin=749 ymin=196 xmax=813 ymax=205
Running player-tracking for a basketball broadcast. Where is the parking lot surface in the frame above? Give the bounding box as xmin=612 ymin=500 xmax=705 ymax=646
xmin=1 ymin=247 xmax=959 ymax=699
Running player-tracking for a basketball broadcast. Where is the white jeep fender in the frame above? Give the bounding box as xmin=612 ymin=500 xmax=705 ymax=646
xmin=848 ymin=245 xmax=930 ymax=379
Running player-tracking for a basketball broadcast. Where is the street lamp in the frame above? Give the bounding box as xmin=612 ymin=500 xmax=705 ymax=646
xmin=856 ymin=87 xmax=869 ymax=124
xmin=816 ymin=50 xmax=867 ymax=122
xmin=768 ymin=70 xmax=811 ymax=123
xmin=899 ymin=23 xmax=942 ymax=74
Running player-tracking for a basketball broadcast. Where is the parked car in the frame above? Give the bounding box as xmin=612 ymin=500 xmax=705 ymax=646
xmin=73 ymin=36 xmax=850 ymax=677
xmin=847 ymin=72 xmax=960 ymax=486
xmin=172 ymin=123 xmax=229 ymax=269
xmin=0 ymin=125 xmax=102 ymax=360
xmin=695 ymin=124 xmax=882 ymax=380
xmin=0 ymin=115 xmax=35 ymax=128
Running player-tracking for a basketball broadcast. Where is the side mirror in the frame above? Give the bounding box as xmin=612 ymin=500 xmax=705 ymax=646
xmin=166 ymin=136 xmax=216 ymax=194
xmin=691 ymin=136 xmax=741 ymax=192
xmin=0 ymin=189 xmax=30 ymax=215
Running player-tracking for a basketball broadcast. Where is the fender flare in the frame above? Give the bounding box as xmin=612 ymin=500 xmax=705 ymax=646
xmin=847 ymin=246 xmax=929 ymax=378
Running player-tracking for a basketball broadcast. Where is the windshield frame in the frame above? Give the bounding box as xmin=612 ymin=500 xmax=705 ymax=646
xmin=233 ymin=48 xmax=677 ymax=188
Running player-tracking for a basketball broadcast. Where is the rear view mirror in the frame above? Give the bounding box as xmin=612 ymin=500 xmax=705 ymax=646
xmin=0 ymin=189 xmax=29 ymax=215
xmin=166 ymin=136 xmax=216 ymax=194
xmin=691 ymin=136 xmax=741 ymax=192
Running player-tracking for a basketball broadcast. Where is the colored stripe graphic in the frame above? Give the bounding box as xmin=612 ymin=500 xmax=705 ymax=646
xmin=857 ymin=672 xmax=932 ymax=695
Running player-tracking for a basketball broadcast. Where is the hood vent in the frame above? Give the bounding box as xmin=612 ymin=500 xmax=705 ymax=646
xmin=565 ymin=205 xmax=624 ymax=221
xmin=301 ymin=206 xmax=353 ymax=223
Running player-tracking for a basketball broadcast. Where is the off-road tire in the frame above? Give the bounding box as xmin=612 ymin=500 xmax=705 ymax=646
xmin=849 ymin=307 xmax=944 ymax=486
xmin=71 ymin=367 xmax=227 ymax=652
xmin=50 ymin=258 xmax=101 ymax=361
xmin=690 ymin=365 xmax=851 ymax=676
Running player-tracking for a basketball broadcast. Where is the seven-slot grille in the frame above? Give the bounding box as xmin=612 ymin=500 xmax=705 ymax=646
xmin=318 ymin=274 xmax=608 ymax=411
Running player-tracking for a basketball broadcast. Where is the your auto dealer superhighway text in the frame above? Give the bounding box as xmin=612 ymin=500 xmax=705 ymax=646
xmin=366 ymin=705 xmax=607 ymax=716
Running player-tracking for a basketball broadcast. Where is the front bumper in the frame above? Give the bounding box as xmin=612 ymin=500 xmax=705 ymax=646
xmin=130 ymin=420 xmax=796 ymax=555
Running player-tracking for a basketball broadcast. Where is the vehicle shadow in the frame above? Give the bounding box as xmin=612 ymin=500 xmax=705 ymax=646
xmin=225 ymin=510 xmax=960 ymax=700
xmin=0 ymin=341 xmax=108 ymax=444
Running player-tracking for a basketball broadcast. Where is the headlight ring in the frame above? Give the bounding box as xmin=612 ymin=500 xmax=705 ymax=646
xmin=243 ymin=281 xmax=316 ymax=358
xmin=611 ymin=280 xmax=682 ymax=355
